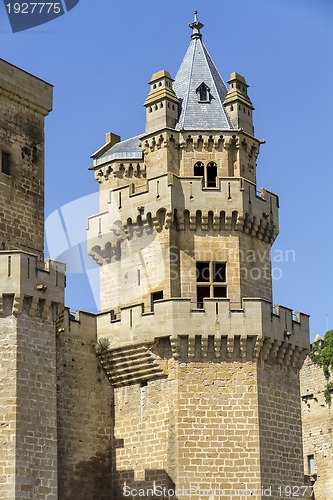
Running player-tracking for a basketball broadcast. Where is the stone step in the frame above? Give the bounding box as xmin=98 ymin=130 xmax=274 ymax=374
xmin=105 ymin=357 xmax=159 ymax=376
xmin=106 ymin=361 xmax=161 ymax=377
xmin=101 ymin=351 xmax=152 ymax=371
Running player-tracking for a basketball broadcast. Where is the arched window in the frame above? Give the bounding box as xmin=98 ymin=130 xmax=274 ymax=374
xmin=193 ymin=161 xmax=218 ymax=188
xmin=206 ymin=162 xmax=217 ymax=187
xmin=194 ymin=161 xmax=205 ymax=177
xmin=196 ymin=82 xmax=210 ymax=103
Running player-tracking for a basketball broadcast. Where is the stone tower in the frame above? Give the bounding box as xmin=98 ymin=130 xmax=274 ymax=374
xmin=88 ymin=13 xmax=310 ymax=499
xmin=0 ymin=60 xmax=65 ymax=498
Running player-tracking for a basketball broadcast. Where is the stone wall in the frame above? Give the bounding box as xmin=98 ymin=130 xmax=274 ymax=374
xmin=0 ymin=308 xmax=58 ymax=499
xmin=112 ymin=376 xmax=175 ymax=499
xmin=300 ymin=357 xmax=333 ymax=500
xmin=56 ymin=310 xmax=113 ymax=500
xmin=109 ymin=346 xmax=308 ymax=500
xmin=258 ymin=362 xmax=304 ymax=495
xmin=0 ymin=59 xmax=52 ymax=258
xmin=0 ymin=316 xmax=18 ymax=499
xmin=15 ymin=314 xmax=58 ymax=498
xmin=175 ymin=361 xmax=261 ymax=499
xmin=98 ymin=228 xmax=171 ymax=313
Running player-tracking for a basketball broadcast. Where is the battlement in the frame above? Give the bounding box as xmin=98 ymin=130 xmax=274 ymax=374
xmin=0 ymin=251 xmax=65 ymax=317
xmin=96 ymin=298 xmax=309 ymax=368
xmin=90 ymin=174 xmax=278 ymax=221
xmin=87 ymin=175 xmax=279 ymax=263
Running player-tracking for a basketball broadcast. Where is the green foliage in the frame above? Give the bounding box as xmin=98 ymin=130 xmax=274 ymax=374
xmin=324 ymin=382 xmax=333 ymax=405
xmin=309 ymin=330 xmax=333 ymax=405
xmin=93 ymin=337 xmax=110 ymax=354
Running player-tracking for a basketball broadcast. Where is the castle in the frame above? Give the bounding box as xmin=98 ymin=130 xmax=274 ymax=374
xmin=0 ymin=11 xmax=331 ymax=500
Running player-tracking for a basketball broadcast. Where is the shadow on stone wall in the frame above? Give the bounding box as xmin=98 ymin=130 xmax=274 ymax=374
xmin=58 ymin=447 xmax=112 ymax=500
xmin=112 ymin=469 xmax=177 ymax=500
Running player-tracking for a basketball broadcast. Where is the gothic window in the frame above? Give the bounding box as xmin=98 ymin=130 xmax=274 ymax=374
xmin=1 ymin=151 xmax=10 ymax=175
xmin=193 ymin=161 xmax=217 ymax=188
xmin=206 ymin=162 xmax=217 ymax=187
xmin=196 ymin=82 xmax=210 ymax=103
xmin=194 ymin=161 xmax=204 ymax=177
xmin=196 ymin=261 xmax=227 ymax=308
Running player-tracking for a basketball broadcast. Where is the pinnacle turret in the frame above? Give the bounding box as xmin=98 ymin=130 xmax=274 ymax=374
xmin=189 ymin=10 xmax=204 ymax=39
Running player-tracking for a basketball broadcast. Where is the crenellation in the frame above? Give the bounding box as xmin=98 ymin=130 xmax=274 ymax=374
xmin=87 ymin=175 xmax=279 ymax=266
xmin=0 ymin=251 xmax=65 ymax=311
xmin=96 ymin=298 xmax=309 ymax=364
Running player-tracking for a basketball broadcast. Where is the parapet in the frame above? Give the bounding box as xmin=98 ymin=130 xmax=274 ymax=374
xmin=96 ymin=298 xmax=309 ymax=369
xmin=58 ymin=307 xmax=97 ymax=342
xmin=0 ymin=58 xmax=52 ymax=115
xmin=0 ymin=251 xmax=65 ymax=318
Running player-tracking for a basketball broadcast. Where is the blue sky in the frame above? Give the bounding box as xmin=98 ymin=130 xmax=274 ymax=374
xmin=1 ymin=0 xmax=332 ymax=338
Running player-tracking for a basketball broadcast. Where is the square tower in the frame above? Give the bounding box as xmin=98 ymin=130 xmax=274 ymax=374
xmin=0 ymin=61 xmax=65 ymax=498
xmin=0 ymin=59 xmax=52 ymax=258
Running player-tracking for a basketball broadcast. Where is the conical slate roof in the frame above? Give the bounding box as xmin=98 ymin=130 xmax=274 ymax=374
xmin=173 ymin=12 xmax=234 ymax=131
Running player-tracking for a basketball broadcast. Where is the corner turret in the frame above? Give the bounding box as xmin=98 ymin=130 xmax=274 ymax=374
xmin=224 ymin=72 xmax=254 ymax=135
xmin=144 ymin=70 xmax=178 ymax=134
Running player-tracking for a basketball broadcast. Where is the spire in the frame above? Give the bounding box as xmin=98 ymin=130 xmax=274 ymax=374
xmin=173 ymin=13 xmax=233 ymax=131
xmin=189 ymin=10 xmax=204 ymax=39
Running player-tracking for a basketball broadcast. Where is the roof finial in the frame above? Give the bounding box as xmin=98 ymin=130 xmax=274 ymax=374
xmin=189 ymin=10 xmax=204 ymax=40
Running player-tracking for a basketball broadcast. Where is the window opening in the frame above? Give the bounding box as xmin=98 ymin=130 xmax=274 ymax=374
xmin=1 ymin=152 xmax=10 ymax=175
xmin=213 ymin=286 xmax=227 ymax=298
xmin=308 ymin=455 xmax=315 ymax=475
xmin=197 ymin=286 xmax=210 ymax=308
xmin=196 ymin=261 xmax=227 ymax=308
xmin=197 ymin=83 xmax=210 ymax=103
xmin=206 ymin=162 xmax=217 ymax=188
xmin=151 ymin=290 xmax=164 ymax=311
xmin=194 ymin=161 xmax=204 ymax=177
xmin=194 ymin=162 xmax=217 ymax=188
xmin=213 ymin=262 xmax=226 ymax=282
xmin=199 ymin=86 xmax=207 ymax=101
xmin=196 ymin=262 xmax=210 ymax=282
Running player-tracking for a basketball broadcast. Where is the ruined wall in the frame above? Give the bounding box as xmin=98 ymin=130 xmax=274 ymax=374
xmin=56 ymin=311 xmax=113 ymax=500
xmin=300 ymin=357 xmax=333 ymax=500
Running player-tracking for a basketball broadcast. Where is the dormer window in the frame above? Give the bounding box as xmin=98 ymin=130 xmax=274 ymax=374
xmin=196 ymin=82 xmax=210 ymax=103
